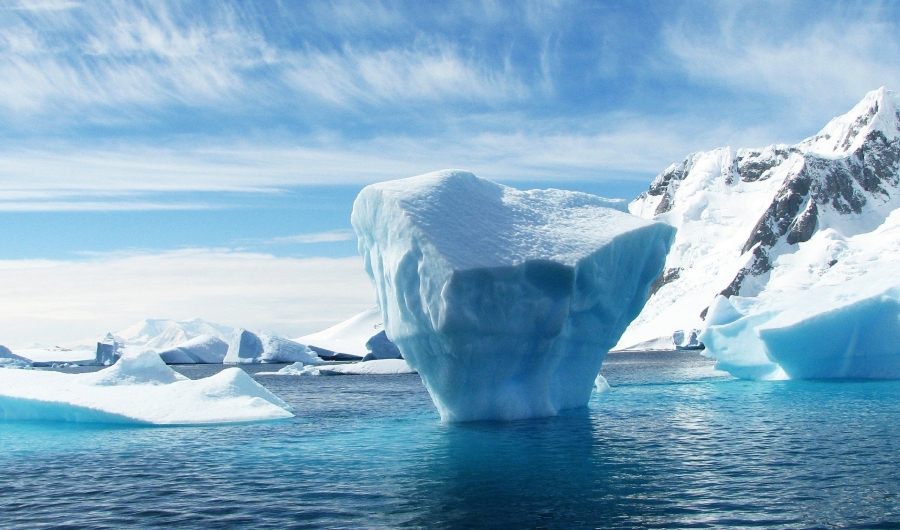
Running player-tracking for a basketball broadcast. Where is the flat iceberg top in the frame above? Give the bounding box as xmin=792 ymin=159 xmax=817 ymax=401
xmin=0 ymin=350 xmax=293 ymax=424
xmin=354 ymin=169 xmax=645 ymax=270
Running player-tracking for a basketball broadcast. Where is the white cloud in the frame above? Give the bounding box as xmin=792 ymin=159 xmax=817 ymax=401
xmin=260 ymin=230 xmax=357 ymax=245
xmin=664 ymin=11 xmax=900 ymax=123
xmin=0 ymin=249 xmax=375 ymax=348
xmin=0 ymin=200 xmax=217 ymax=212
xmin=0 ymin=1 xmax=277 ymax=114
xmin=284 ymin=42 xmax=529 ymax=107
xmin=0 ymin=109 xmax=786 ymax=207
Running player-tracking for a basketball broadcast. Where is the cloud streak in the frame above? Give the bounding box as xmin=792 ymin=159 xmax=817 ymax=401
xmin=258 ymin=230 xmax=357 ymax=245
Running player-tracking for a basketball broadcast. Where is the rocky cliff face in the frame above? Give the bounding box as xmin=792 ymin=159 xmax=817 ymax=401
xmin=618 ymin=88 xmax=900 ymax=349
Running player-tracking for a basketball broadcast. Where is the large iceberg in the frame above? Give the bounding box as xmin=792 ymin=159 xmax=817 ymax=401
xmin=0 ymin=350 xmax=293 ymax=424
xmin=225 ymin=329 xmax=322 ymax=364
xmin=702 ymin=275 xmax=900 ymax=380
xmin=701 ymin=200 xmax=900 ymax=379
xmin=351 ymin=170 xmax=674 ymax=421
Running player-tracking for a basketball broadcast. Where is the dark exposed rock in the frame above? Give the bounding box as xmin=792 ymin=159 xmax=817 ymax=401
xmin=648 ymin=267 xmax=681 ymax=297
xmin=735 ymin=147 xmax=796 ymax=183
xmin=786 ymin=201 xmax=818 ymax=245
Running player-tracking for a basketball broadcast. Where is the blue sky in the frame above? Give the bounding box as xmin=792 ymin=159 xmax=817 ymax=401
xmin=2 ymin=0 xmax=900 ymax=345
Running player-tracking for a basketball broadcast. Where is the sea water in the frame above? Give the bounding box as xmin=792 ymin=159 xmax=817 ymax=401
xmin=1 ymin=351 xmax=899 ymax=529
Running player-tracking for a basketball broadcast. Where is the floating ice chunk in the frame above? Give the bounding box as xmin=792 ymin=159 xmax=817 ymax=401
xmin=157 ymin=334 xmax=229 ymax=364
xmin=225 ymin=329 xmax=321 ymax=364
xmin=352 ymin=170 xmax=674 ymax=421
xmin=0 ymin=350 xmax=293 ymax=424
xmin=95 ymin=333 xmax=122 ymax=366
xmin=260 ymin=359 xmax=416 ymax=376
xmin=256 ymin=362 xmax=310 ymax=376
xmin=12 ymin=346 xmax=96 ymax=366
xmin=318 ymin=359 xmax=415 ymax=375
xmin=363 ymin=330 xmax=402 ymax=361
xmin=594 ymin=374 xmax=610 ymax=393
xmin=673 ymin=329 xmax=703 ymax=350
xmin=0 ymin=345 xmax=31 ymax=369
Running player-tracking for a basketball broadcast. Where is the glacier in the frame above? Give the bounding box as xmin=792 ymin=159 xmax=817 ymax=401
xmin=0 ymin=350 xmax=293 ymax=424
xmin=619 ymin=87 xmax=900 ymax=352
xmin=352 ymin=169 xmax=674 ymax=421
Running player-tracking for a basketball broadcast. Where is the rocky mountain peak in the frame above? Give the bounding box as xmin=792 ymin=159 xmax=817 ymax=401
xmin=801 ymin=87 xmax=900 ymax=157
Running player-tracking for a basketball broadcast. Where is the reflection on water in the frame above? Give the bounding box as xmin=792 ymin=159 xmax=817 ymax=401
xmin=1 ymin=351 xmax=899 ymax=528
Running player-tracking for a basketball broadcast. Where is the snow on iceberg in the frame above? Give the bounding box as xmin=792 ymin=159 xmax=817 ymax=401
xmin=352 ymin=170 xmax=674 ymax=421
xmin=157 ymin=334 xmax=229 ymax=364
xmin=0 ymin=350 xmax=293 ymax=424
xmin=296 ymin=307 xmax=396 ymax=360
xmin=225 ymin=329 xmax=322 ymax=364
xmin=702 ymin=280 xmax=900 ymax=380
xmin=702 ymin=203 xmax=900 ymax=380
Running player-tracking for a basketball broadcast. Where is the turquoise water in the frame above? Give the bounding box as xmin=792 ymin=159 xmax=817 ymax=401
xmin=2 ymin=351 xmax=900 ymax=528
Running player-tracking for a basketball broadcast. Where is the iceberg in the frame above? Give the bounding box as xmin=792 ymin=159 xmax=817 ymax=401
xmin=702 ymin=279 xmax=900 ymax=380
xmin=156 ymin=334 xmax=229 ymax=364
xmin=225 ymin=329 xmax=322 ymax=364
xmin=351 ymin=170 xmax=674 ymax=421
xmin=95 ymin=333 xmax=122 ymax=366
xmin=262 ymin=359 xmax=415 ymax=376
xmin=701 ymin=203 xmax=900 ymax=380
xmin=0 ymin=350 xmax=293 ymax=424
xmin=296 ymin=307 xmax=394 ymax=360
xmin=0 ymin=345 xmax=31 ymax=369
xmin=362 ymin=330 xmax=402 ymax=361
xmin=12 ymin=346 xmax=96 ymax=366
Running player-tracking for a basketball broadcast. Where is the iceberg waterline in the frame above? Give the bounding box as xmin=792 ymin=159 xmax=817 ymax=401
xmin=353 ymin=170 xmax=674 ymax=421
xmin=0 ymin=350 xmax=293 ymax=424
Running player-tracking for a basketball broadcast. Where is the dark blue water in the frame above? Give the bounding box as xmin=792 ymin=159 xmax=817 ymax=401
xmin=2 ymin=351 xmax=900 ymax=529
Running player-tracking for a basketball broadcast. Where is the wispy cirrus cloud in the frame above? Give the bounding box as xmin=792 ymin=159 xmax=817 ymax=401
xmin=663 ymin=2 xmax=900 ymax=126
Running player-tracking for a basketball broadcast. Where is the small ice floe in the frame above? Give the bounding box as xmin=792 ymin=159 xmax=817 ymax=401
xmin=0 ymin=350 xmax=293 ymax=424
xmin=594 ymin=374 xmax=610 ymax=393
xmin=257 ymin=359 xmax=416 ymax=376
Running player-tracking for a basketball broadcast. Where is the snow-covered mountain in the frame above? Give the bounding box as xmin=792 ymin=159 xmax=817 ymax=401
xmin=617 ymin=87 xmax=900 ymax=349
xmin=115 ymin=318 xmax=235 ymax=350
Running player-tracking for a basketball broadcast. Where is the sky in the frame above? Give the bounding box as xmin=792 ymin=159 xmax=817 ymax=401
xmin=2 ymin=0 xmax=900 ymax=346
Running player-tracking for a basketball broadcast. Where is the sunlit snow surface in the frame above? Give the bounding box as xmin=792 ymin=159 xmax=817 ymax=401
xmin=0 ymin=350 xmax=293 ymax=424
xmin=702 ymin=208 xmax=900 ymax=379
xmin=352 ymin=170 xmax=674 ymax=421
